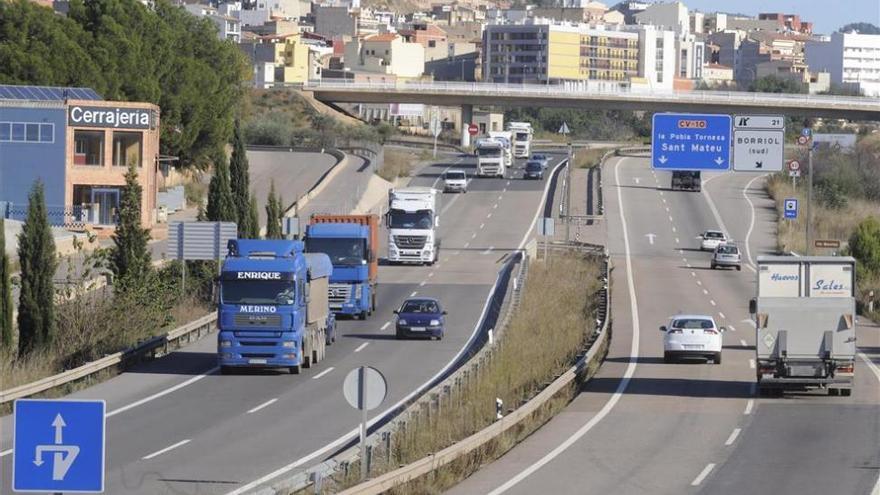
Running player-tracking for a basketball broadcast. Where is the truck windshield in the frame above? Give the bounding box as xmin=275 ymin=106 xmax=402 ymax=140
xmin=222 ymin=281 xmax=295 ymax=305
xmin=388 ymin=209 xmax=433 ymax=229
xmin=306 ymin=238 xmax=365 ymax=266
xmin=515 ymin=132 xmax=529 ymax=141
xmin=477 ymin=148 xmax=501 ymax=157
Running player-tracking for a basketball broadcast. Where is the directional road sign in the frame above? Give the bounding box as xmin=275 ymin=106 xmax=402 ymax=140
xmin=13 ymin=399 xmax=106 ymax=493
xmin=784 ymin=198 xmax=798 ymax=219
xmin=733 ymin=115 xmax=784 ymax=172
xmin=652 ymin=113 xmax=731 ymax=171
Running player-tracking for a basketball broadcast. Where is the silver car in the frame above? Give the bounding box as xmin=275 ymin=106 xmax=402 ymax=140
xmin=711 ymin=243 xmax=742 ymax=271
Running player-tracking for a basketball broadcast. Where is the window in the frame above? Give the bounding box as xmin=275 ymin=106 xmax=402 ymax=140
xmin=39 ymin=123 xmax=53 ymax=142
xmin=112 ymin=132 xmax=142 ymax=167
xmin=0 ymin=123 xmax=9 ymax=141
xmin=12 ymin=123 xmax=24 ymax=141
xmin=74 ymin=130 xmax=104 ymax=166
xmin=0 ymin=122 xmax=55 ymax=143
xmin=26 ymin=123 xmax=39 ymax=141
xmin=428 ymin=40 xmax=436 ymax=48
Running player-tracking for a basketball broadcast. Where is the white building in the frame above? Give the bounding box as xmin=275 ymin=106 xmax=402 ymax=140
xmin=806 ymin=31 xmax=880 ymax=96
xmin=185 ymin=3 xmax=242 ymax=42
xmin=634 ymin=1 xmax=689 ymax=35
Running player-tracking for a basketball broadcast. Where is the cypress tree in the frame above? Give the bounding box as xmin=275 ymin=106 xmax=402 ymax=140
xmin=112 ymin=163 xmax=151 ymax=288
xmin=247 ymin=193 xmax=260 ymax=239
xmin=206 ymin=153 xmax=237 ymax=223
xmin=0 ymin=217 xmax=13 ymax=349
xmin=265 ymin=180 xmax=283 ymax=240
xmin=230 ymin=120 xmax=252 ymax=237
xmin=17 ymin=180 xmax=57 ymax=355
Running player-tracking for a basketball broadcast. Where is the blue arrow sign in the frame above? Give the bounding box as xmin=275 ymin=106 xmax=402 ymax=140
xmin=13 ymin=399 xmax=106 ymax=493
xmin=652 ymin=113 xmax=732 ymax=171
xmin=784 ymin=198 xmax=798 ymax=219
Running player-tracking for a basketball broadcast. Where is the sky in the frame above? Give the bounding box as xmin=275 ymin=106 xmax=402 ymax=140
xmin=680 ymin=0 xmax=880 ymax=35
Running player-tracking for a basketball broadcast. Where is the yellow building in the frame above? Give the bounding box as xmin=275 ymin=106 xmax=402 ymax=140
xmin=239 ymin=33 xmax=310 ymax=87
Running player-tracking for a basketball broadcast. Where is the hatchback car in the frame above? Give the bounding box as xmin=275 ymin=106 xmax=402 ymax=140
xmin=524 ymin=160 xmax=545 ymax=180
xmin=394 ymin=298 xmax=446 ymax=340
xmin=661 ymin=314 xmax=724 ymax=364
xmin=443 ymin=170 xmax=468 ymax=193
xmin=712 ymin=243 xmax=742 ymax=271
xmin=699 ymin=230 xmax=729 ymax=251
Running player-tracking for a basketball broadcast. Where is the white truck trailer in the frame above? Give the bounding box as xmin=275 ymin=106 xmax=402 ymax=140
xmin=508 ymin=122 xmax=533 ymax=158
xmin=386 ymin=187 xmax=441 ymax=265
xmin=476 ymin=138 xmax=507 ymax=178
xmin=750 ymin=256 xmax=857 ymax=396
xmin=489 ymin=131 xmax=513 ymax=167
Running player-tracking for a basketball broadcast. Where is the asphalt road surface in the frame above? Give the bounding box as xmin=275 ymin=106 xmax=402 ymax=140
xmin=447 ymin=156 xmax=880 ymax=495
xmin=0 ymin=152 xmax=565 ymax=494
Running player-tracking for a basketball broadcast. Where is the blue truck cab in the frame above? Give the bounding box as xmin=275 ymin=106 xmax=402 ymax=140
xmin=218 ymin=239 xmax=334 ymax=375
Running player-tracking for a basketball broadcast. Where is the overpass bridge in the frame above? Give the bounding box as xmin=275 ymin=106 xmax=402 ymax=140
xmin=304 ymin=79 xmax=880 ymax=125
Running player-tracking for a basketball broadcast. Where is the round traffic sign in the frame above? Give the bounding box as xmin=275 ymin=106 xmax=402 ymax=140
xmin=797 ymin=135 xmax=809 ymax=145
xmin=788 ymin=160 xmax=800 ymax=171
xmin=343 ymin=366 xmax=387 ymax=411
xmin=801 ymin=128 xmax=812 ymax=137
xmin=468 ymin=123 xmax=479 ymax=136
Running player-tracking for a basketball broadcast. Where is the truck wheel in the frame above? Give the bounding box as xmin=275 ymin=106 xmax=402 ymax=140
xmin=289 ymin=365 xmax=301 ymax=375
xmin=736 ymin=265 xmax=742 ymax=271
xmin=663 ymin=352 xmax=672 ymax=363
xmin=828 ymin=388 xmax=839 ymax=396
xmin=713 ymin=352 xmax=722 ymax=364
xmin=220 ymin=366 xmax=233 ymax=375
xmin=840 ymin=388 xmax=852 ymax=397
xmin=711 ymin=263 xmax=717 ymax=269
xmin=302 ymin=342 xmax=312 ymax=369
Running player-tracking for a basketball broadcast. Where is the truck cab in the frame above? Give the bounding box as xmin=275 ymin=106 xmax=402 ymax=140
xmin=387 ymin=187 xmax=440 ymax=265
xmin=508 ymin=122 xmax=533 ymax=158
xmin=476 ymin=138 xmax=506 ymax=178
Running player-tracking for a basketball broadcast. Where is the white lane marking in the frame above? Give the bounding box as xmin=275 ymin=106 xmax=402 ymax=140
xmin=668 ymin=215 xmax=673 ymax=222
xmin=480 ymin=223 xmax=486 ymax=229
xmin=744 ymin=399 xmax=754 ymax=415
xmin=749 ymin=359 xmax=756 ymax=369
xmin=697 ymin=280 xmax=703 ymax=286
xmin=354 ymin=343 xmax=369 ymax=353
xmin=486 ymin=156 xmax=642 ymax=495
xmin=672 ymin=226 xmax=677 ymax=233
xmin=410 ymin=291 xmax=418 ymax=297
xmin=682 ymin=258 xmax=687 ymax=263
xmin=700 ymin=173 xmax=730 ymax=237
xmin=0 ymin=449 xmax=11 ymax=457
xmin=247 ymin=398 xmax=279 ymax=413
xmin=428 ymin=272 xmax=434 ymax=278
xmin=740 ymin=339 xmax=748 ymax=347
xmin=142 ymin=439 xmax=191 ymax=460
xmin=675 ymin=237 xmax=680 ymax=244
xmin=686 ymin=263 xmax=692 ymax=268
xmin=419 ymin=281 xmax=426 ymax=287
xmin=472 ymin=233 xmax=477 ymax=239
xmin=691 ymin=463 xmax=716 ymax=486
xmin=702 ymin=288 xmax=709 ymax=294
xmin=719 ymin=312 xmax=726 ymax=319
xmin=487 ymin=212 xmax=493 ymax=219
xmin=691 ymin=272 xmax=696 ymax=277
xmin=464 ymin=242 xmax=470 ymax=248
xmin=107 ymin=367 xmax=219 ymax=418
xmin=742 ymin=319 xmax=757 ymax=327
xmin=742 ymin=174 xmax=766 ymax=272
xmin=493 ymin=204 xmax=499 ymax=209
xmin=634 ymin=177 xmax=641 ymax=184
xmin=710 ymin=299 xmax=716 ymax=306
xmin=381 ymin=322 xmax=390 ymax=331
xmin=858 ymin=352 xmax=880 ymax=383
xmin=645 ymin=233 xmax=656 ymax=245
xmin=481 ymin=246 xmax=494 ymax=255
xmin=729 ymin=325 xmax=736 ymax=332
xmin=506 ymin=180 xmax=511 ymax=186
xmin=725 ymin=428 xmax=742 ymax=446
xmin=312 ymin=368 xmax=335 ymax=380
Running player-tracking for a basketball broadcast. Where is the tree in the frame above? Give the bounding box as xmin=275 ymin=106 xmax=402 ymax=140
xmin=17 ymin=180 xmax=57 ymax=355
xmin=206 ymin=153 xmax=237 ymax=223
xmin=0 ymin=217 xmax=13 ymax=349
xmin=248 ymin=193 xmax=260 ymax=239
xmin=265 ymin=180 xmax=284 ymax=239
xmin=748 ymin=75 xmax=807 ymax=94
xmin=230 ymin=119 xmax=255 ymax=237
xmin=112 ymin=163 xmax=152 ymax=288
xmin=839 ymin=22 xmax=880 ymax=34
xmin=848 ymin=217 xmax=880 ymax=279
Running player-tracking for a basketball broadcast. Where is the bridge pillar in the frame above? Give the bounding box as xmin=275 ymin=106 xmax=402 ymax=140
xmin=460 ymin=104 xmax=473 ymax=148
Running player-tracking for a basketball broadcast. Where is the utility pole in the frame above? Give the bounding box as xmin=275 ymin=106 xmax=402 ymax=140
xmin=806 ymin=144 xmax=813 ymax=255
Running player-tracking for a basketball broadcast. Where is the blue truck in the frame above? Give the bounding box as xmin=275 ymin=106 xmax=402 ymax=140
xmin=304 ymin=214 xmax=379 ymax=320
xmin=217 ymin=239 xmax=335 ymax=374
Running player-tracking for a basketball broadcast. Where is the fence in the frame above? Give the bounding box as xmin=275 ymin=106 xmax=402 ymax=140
xmin=2 ymin=202 xmax=87 ymax=229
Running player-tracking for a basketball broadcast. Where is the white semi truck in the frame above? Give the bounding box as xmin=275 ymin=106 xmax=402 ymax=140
xmin=476 ymin=138 xmax=507 ymax=178
xmin=750 ymin=256 xmax=857 ymax=396
xmin=489 ymin=131 xmax=513 ymax=167
xmin=386 ymin=187 xmax=441 ymax=265
xmin=508 ymin=122 xmax=533 ymax=158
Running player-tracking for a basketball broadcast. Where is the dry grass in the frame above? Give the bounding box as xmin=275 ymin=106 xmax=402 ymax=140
xmin=321 ymin=253 xmax=603 ymax=493
xmin=575 ymin=148 xmax=607 ymax=169
xmin=379 ymin=149 xmax=418 ymax=182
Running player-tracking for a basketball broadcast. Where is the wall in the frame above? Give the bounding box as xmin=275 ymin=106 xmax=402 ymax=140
xmin=548 ymin=28 xmax=580 ymax=81
xmin=806 ymin=34 xmax=844 ymax=85
xmin=314 ymin=6 xmax=355 ymax=39
xmin=0 ymin=104 xmax=67 ymax=210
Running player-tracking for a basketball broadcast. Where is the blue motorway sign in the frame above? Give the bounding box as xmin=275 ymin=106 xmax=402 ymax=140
xmin=652 ymin=113 xmax=732 ymax=171
xmin=13 ymin=399 xmax=106 ymax=493
xmin=784 ymin=198 xmax=798 ymax=219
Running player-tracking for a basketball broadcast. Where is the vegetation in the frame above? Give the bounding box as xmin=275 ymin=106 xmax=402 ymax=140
xmin=230 ymin=120 xmax=258 ymax=238
xmin=206 ymin=153 xmax=237 ymax=223
xmin=504 ymin=108 xmax=649 ymax=141
xmin=0 ymin=218 xmax=12 ymax=349
xmin=839 ymin=22 xmax=880 ymax=34
xmin=575 ymin=148 xmax=607 ymax=169
xmin=111 ymin=164 xmax=151 ymax=289
xmin=0 ymin=0 xmax=249 ymax=168
xmin=265 ymin=180 xmax=284 ymax=239
xmin=747 ymin=75 xmax=807 ymax=94
xmin=378 ymin=149 xmax=418 ymax=181
xmin=16 ymin=181 xmax=57 ymax=356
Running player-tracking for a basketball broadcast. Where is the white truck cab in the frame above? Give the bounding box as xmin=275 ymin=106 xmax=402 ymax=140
xmin=386 ymin=187 xmax=441 ymax=265
xmin=508 ymin=122 xmax=533 ymax=158
xmin=476 ymin=138 xmax=507 ymax=178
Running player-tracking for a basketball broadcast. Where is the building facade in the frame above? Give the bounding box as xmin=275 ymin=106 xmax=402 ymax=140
xmin=806 ymin=31 xmax=880 ymax=97
xmin=0 ymin=86 xmax=160 ymax=228
xmin=343 ymin=34 xmax=425 ymax=78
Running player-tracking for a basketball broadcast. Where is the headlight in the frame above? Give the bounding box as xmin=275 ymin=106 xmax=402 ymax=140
xmin=282 ymin=341 xmax=296 ymax=348
xmin=398 ymin=319 xmax=407 ymax=326
xmin=220 ymin=340 xmax=232 ymax=348
xmin=430 ymin=319 xmax=441 ymax=326
xmin=355 ymin=284 xmax=362 ymax=299
xmin=220 ymin=353 xmax=233 ymax=359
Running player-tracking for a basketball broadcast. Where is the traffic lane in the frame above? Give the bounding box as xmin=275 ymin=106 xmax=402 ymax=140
xmin=121 ymin=282 xmax=492 ymax=495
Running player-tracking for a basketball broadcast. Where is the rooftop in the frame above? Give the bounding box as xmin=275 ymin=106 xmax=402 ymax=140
xmin=0 ymin=85 xmax=102 ymax=101
xmin=364 ymin=33 xmax=399 ymax=42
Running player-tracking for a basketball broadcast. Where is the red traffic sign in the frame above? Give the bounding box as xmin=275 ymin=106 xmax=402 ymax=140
xmin=788 ymin=160 xmax=800 ymax=171
xmin=468 ymin=123 xmax=479 ymax=136
xmin=797 ymin=135 xmax=809 ymax=145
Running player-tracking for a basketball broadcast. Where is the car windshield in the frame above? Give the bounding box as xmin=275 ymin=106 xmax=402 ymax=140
xmin=388 ymin=209 xmax=433 ymax=229
xmin=705 ymin=232 xmax=725 ymax=239
xmin=717 ymin=245 xmax=738 ymax=255
xmin=305 ymin=238 xmax=365 ymax=266
xmin=222 ymin=280 xmax=295 ymax=305
xmin=531 ymin=154 xmax=546 ymax=160
xmin=672 ymin=318 xmax=714 ymax=329
xmin=526 ymin=162 xmax=543 ymax=171
xmin=400 ymin=300 xmax=440 ymax=314
xmin=446 ymin=172 xmax=466 ymax=180
xmin=477 ymin=147 xmax=502 ymax=157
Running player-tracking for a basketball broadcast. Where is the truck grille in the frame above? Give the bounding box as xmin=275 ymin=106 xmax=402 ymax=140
xmin=328 ymin=283 xmax=351 ymax=310
xmin=233 ymin=314 xmax=282 ymax=327
xmin=394 ymin=236 xmax=427 ymax=249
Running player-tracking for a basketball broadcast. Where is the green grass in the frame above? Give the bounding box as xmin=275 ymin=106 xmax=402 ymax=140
xmin=379 ymin=149 xmax=418 ymax=182
xmin=575 ymin=148 xmax=606 ymax=169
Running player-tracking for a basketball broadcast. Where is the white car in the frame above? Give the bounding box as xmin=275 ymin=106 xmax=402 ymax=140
xmin=711 ymin=243 xmax=742 ymax=271
xmin=661 ymin=314 xmax=725 ymax=364
xmin=699 ymin=230 xmax=728 ymax=251
xmin=443 ymin=170 xmax=468 ymax=193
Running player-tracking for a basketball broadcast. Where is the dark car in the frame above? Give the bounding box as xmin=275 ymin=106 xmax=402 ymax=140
xmin=394 ymin=298 xmax=446 ymax=340
xmin=524 ymin=160 xmax=544 ymax=179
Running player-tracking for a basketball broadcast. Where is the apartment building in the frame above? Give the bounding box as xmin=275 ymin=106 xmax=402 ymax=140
xmin=344 ymin=34 xmax=425 ymax=78
xmin=184 ymin=3 xmax=242 ymax=42
xmin=239 ymin=33 xmax=313 ymax=87
xmin=806 ymin=31 xmax=880 ymax=96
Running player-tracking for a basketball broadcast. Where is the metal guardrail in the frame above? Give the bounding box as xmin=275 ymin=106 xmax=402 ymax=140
xmin=0 ymin=313 xmax=217 ymax=404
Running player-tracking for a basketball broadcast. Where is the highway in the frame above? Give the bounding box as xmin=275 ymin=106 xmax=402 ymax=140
xmin=0 ymin=152 xmax=565 ymax=494
xmin=447 ymin=156 xmax=880 ymax=495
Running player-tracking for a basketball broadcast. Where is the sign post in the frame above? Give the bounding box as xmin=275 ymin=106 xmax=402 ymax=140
xmin=788 ymin=159 xmax=801 ymax=190
xmin=651 ymin=113 xmax=731 ymax=171
xmin=538 ymin=217 xmax=555 ymax=260
xmin=558 ymin=122 xmax=572 ymax=243
xmin=343 ymin=366 xmax=387 ymax=481
xmin=733 ymin=115 xmax=784 ymax=172
xmin=168 ymin=221 xmax=237 ymax=295
xmin=13 ymin=399 xmax=106 ymax=493
xmin=429 ymin=107 xmax=441 ymax=159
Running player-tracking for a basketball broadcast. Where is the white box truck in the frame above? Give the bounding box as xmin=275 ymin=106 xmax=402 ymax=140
xmin=750 ymin=256 xmax=857 ymax=396
xmin=508 ymin=122 xmax=533 ymax=158
xmin=386 ymin=187 xmax=441 ymax=265
xmin=476 ymin=138 xmax=507 ymax=178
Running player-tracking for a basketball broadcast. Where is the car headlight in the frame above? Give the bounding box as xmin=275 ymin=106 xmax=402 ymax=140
xmin=220 ymin=340 xmax=232 ymax=348
xmin=398 ymin=319 xmax=407 ymax=326
xmin=282 ymin=341 xmax=296 ymax=348
xmin=355 ymin=284 xmax=362 ymax=299
xmin=430 ymin=319 xmax=441 ymax=326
